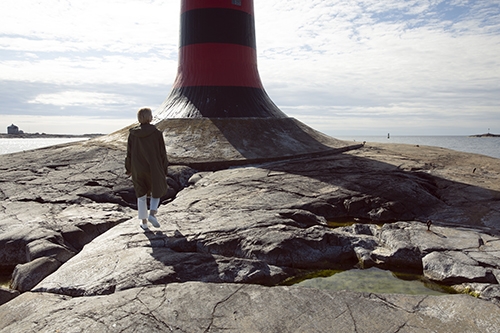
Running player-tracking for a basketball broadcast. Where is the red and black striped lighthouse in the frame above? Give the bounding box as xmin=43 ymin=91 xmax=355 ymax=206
xmin=156 ymin=0 xmax=287 ymax=119
xmin=102 ymin=0 xmax=359 ymax=168
xmin=107 ymin=0 xmax=357 ymax=167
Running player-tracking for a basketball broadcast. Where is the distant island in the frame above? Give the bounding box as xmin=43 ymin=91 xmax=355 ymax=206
xmin=0 ymin=133 xmax=103 ymax=139
xmin=3 ymin=123 xmax=103 ymax=138
xmin=469 ymin=133 xmax=500 ymax=138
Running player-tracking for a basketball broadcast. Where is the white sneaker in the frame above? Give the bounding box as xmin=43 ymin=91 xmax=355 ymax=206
xmin=140 ymin=222 xmax=149 ymax=231
xmin=148 ymin=215 xmax=160 ymax=228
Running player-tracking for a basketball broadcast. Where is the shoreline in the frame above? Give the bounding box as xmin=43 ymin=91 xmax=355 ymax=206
xmin=0 ymin=133 xmax=103 ymax=139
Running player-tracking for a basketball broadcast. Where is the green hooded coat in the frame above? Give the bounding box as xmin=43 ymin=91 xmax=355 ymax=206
xmin=125 ymin=123 xmax=168 ymax=198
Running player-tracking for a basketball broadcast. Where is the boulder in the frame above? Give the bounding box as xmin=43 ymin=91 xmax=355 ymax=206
xmin=423 ymin=251 xmax=498 ymax=284
xmin=11 ymin=257 xmax=61 ymax=292
xmin=26 ymin=239 xmax=74 ymax=262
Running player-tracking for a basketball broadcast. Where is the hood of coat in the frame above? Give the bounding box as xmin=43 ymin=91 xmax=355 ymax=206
xmin=129 ymin=123 xmax=158 ymax=138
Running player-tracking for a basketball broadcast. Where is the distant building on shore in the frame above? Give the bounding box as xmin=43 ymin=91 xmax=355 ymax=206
xmin=7 ymin=124 xmax=23 ymax=134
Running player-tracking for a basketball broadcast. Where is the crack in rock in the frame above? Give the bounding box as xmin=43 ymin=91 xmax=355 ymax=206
xmin=204 ymin=285 xmax=244 ymax=333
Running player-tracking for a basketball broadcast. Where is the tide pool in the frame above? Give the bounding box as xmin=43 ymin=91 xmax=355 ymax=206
xmin=288 ymin=267 xmax=451 ymax=295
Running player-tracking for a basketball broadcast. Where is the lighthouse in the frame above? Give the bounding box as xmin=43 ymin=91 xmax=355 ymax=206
xmin=155 ymin=0 xmax=286 ymax=119
xmin=105 ymin=0 xmax=359 ymax=169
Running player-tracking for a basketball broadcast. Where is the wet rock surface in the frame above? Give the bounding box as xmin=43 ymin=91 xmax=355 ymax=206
xmin=1 ymin=139 xmax=500 ymax=331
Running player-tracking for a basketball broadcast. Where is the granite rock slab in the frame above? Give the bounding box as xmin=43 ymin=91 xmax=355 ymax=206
xmin=0 ymin=142 xmax=194 ymax=293
xmin=1 ymin=139 xmax=500 ymax=331
xmin=2 ymin=282 xmax=500 ymax=333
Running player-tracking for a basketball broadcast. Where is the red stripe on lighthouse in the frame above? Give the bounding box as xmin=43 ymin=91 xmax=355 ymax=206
xmin=173 ymin=43 xmax=263 ymax=88
xmin=182 ymin=0 xmax=254 ymax=15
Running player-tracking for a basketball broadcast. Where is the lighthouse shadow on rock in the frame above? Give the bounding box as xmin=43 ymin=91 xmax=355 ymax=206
xmin=106 ymin=0 xmax=359 ymax=170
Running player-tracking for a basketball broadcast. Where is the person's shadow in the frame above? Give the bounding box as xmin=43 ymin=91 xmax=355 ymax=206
xmin=143 ymin=228 xmax=222 ymax=284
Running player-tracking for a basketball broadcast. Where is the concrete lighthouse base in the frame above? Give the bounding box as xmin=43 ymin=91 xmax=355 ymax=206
xmin=100 ymin=118 xmax=361 ymax=170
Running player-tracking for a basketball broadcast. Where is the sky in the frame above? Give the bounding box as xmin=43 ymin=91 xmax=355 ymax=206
xmin=1 ymin=0 xmax=499 ymax=136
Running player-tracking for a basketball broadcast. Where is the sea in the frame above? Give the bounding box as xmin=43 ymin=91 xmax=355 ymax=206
xmin=0 ymin=136 xmax=498 ymax=159
xmin=0 ymin=137 xmax=90 ymax=155
xmin=337 ymin=136 xmax=500 ymax=160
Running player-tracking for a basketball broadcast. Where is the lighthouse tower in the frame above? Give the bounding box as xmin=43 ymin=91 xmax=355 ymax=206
xmin=155 ymin=0 xmax=286 ymax=119
xmin=104 ymin=0 xmax=358 ymax=169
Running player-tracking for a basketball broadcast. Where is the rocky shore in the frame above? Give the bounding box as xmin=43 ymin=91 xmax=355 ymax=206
xmin=1 ymin=138 xmax=499 ymax=332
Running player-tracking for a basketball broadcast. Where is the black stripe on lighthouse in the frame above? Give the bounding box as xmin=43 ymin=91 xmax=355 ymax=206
xmin=180 ymin=8 xmax=256 ymax=48
xmin=164 ymin=86 xmax=286 ymax=118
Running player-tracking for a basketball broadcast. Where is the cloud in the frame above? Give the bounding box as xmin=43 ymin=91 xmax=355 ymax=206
xmin=1 ymin=0 xmax=499 ymax=135
xmin=2 ymin=0 xmax=180 ymax=53
xmin=0 ymin=55 xmax=176 ymax=85
xmin=1 ymin=0 xmax=179 ymax=135
xmin=28 ymin=91 xmax=135 ymax=107
xmin=255 ymin=0 xmax=500 ymax=134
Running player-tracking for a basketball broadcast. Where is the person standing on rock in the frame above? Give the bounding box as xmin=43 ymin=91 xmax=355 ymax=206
xmin=125 ymin=107 xmax=169 ymax=231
